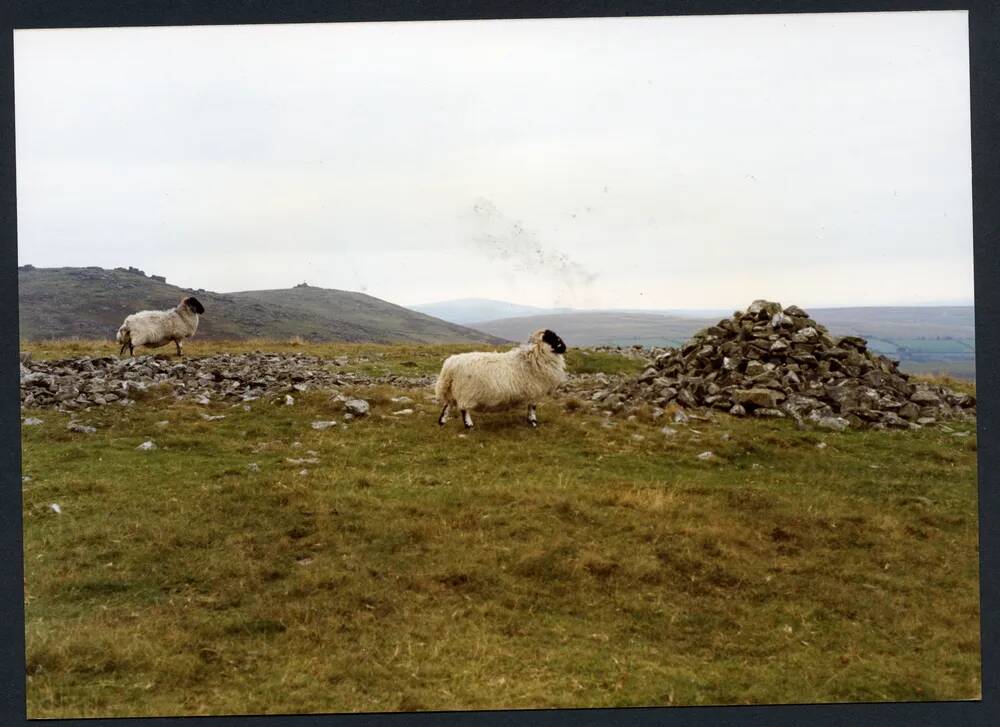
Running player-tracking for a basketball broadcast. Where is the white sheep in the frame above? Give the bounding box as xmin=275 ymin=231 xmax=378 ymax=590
xmin=116 ymin=296 xmax=205 ymax=357
xmin=435 ymin=329 xmax=568 ymax=429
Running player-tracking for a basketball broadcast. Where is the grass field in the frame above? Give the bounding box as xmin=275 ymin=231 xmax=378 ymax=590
xmin=20 ymin=342 xmax=980 ymax=717
xmin=20 ymin=338 xmax=648 ymax=378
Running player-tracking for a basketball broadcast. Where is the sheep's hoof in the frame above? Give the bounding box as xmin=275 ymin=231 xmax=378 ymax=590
xmin=528 ymin=419 xmax=538 ymax=428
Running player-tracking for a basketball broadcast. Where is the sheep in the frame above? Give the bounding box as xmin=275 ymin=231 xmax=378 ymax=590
xmin=116 ymin=296 xmax=205 ymax=357
xmin=435 ymin=329 xmax=568 ymax=429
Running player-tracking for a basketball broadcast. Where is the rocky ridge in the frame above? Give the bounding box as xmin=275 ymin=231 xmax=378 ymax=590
xmin=584 ymin=300 xmax=975 ymax=430
xmin=19 ymin=352 xmax=434 ymax=411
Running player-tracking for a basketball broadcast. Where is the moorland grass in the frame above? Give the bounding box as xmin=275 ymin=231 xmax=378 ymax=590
xmin=20 ymin=338 xmax=647 ymax=378
xmin=19 ymin=342 xmax=979 ymax=717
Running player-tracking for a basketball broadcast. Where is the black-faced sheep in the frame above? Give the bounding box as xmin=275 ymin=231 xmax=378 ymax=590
xmin=116 ymin=296 xmax=205 ymax=357
xmin=435 ymin=329 xmax=568 ymax=429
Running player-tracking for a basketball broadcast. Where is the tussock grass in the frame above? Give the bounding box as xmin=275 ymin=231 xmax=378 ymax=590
xmin=20 ymin=341 xmax=980 ymax=717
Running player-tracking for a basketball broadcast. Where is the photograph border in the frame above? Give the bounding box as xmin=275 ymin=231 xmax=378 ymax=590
xmin=2 ymin=1 xmax=995 ymax=725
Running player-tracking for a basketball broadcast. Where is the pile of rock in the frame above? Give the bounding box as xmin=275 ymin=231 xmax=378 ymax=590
xmin=595 ymin=300 xmax=975 ymax=430
xmin=19 ymin=352 xmax=434 ymax=411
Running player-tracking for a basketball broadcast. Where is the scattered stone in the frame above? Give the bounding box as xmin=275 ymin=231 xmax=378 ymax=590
xmin=284 ymin=394 xmax=295 ymax=406
xmin=247 ymin=463 xmax=260 ymax=472
xmin=393 ymin=409 xmax=414 ymax=416
xmin=660 ymin=426 xmax=678 ymax=436
xmin=311 ymin=420 xmax=338 ymax=430
xmin=17 ymin=334 xmax=973 ymax=436
xmin=286 ymin=457 xmax=319 ymax=465
xmin=67 ymin=422 xmax=96 ymax=434
xmin=696 ymin=451 xmax=716 ymax=461
xmin=631 ymin=433 xmax=645 ymax=441
xmin=49 ymin=503 xmax=62 ymax=514
xmin=734 ymin=388 xmax=785 ymax=409
xmin=813 ymin=415 xmax=849 ymax=432
xmin=136 ymin=440 xmax=157 ymax=451
xmin=816 ymin=442 xmax=828 ymax=449
xmin=200 ymin=413 xmax=226 ymax=421
xmin=22 ymin=417 xmax=43 ymax=426
xmin=910 ymin=389 xmax=941 ymax=405
xmin=344 ymin=399 xmax=372 ymax=417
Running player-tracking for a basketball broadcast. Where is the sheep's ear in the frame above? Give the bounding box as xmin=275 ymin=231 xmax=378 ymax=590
xmin=542 ymin=329 xmax=567 ymax=352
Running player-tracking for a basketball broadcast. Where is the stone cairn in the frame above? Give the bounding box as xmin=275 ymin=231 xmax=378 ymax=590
xmin=619 ymin=300 xmax=974 ymax=430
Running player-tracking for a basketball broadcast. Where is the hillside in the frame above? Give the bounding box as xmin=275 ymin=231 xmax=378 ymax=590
xmin=408 ymin=298 xmax=569 ymax=325
xmin=20 ymin=339 xmax=979 ymax=715
xmin=16 ymin=267 xmax=505 ymax=345
xmin=470 ymin=311 xmax=717 ymax=349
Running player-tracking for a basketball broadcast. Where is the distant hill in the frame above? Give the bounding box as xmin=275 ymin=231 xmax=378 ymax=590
xmin=408 ymin=298 xmax=573 ymax=325
xmin=471 ymin=306 xmax=976 ymax=379
xmin=17 ymin=266 xmax=506 ymax=345
xmin=470 ymin=311 xmax=718 ymax=349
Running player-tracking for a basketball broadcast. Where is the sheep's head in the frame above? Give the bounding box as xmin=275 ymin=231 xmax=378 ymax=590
xmin=531 ymin=328 xmax=566 ymax=355
xmin=182 ymin=296 xmax=205 ymax=315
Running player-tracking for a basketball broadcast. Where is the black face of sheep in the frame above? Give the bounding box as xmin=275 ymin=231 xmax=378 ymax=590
xmin=183 ymin=297 xmax=205 ymax=315
xmin=542 ymin=329 xmax=567 ymax=354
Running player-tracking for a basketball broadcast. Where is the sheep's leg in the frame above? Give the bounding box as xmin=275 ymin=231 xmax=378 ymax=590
xmin=438 ymin=404 xmax=450 ymax=426
xmin=119 ymin=341 xmax=127 ymax=357
xmin=461 ymin=409 xmax=473 ymax=429
xmin=528 ymin=404 xmax=538 ymax=428
xmin=175 ymin=339 xmax=183 ymax=356
xmin=128 ymin=343 xmax=134 ymax=357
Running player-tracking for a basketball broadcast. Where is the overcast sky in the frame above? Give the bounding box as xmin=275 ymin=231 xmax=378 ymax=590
xmin=15 ymin=11 xmax=972 ymax=310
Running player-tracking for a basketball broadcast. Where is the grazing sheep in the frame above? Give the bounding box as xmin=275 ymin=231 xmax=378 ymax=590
xmin=116 ymin=296 xmax=205 ymax=357
xmin=435 ymin=329 xmax=568 ymax=429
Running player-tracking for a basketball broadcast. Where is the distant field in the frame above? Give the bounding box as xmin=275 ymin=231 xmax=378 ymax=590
xmin=20 ymin=342 xmax=980 ymax=717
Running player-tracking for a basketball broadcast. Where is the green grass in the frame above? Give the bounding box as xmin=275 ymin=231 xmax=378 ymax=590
xmin=20 ymin=342 xmax=980 ymax=717
xmin=20 ymin=339 xmax=647 ymax=378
